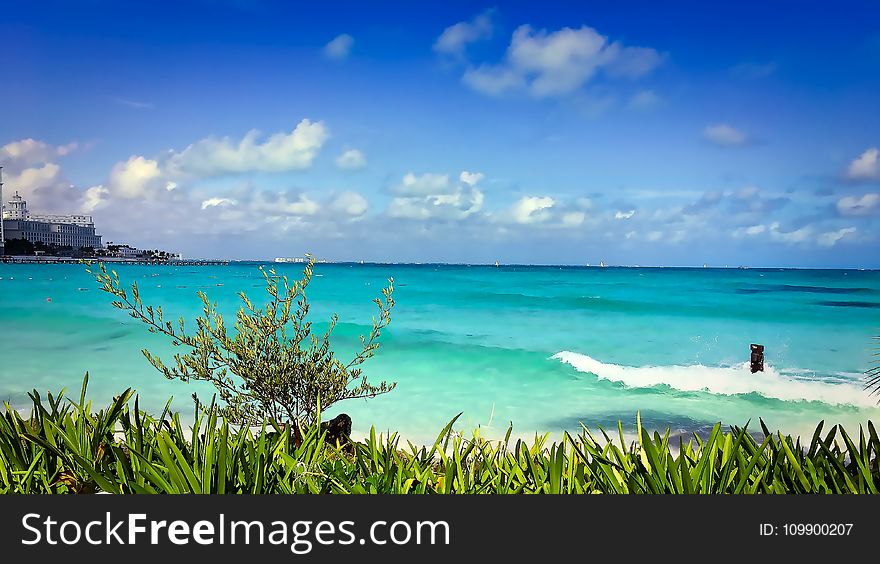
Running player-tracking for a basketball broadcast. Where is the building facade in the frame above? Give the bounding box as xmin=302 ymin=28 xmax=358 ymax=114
xmin=2 ymin=192 xmax=103 ymax=249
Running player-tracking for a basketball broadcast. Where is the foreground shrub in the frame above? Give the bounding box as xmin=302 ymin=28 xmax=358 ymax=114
xmin=1 ymin=380 xmax=878 ymax=494
xmin=86 ymin=256 xmax=396 ymax=426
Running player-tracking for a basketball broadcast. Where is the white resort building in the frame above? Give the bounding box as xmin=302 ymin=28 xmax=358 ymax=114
xmin=1 ymin=191 xmax=103 ymax=249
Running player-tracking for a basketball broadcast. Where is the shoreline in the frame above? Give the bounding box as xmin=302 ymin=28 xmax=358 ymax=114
xmin=0 ymin=255 xmax=229 ymax=266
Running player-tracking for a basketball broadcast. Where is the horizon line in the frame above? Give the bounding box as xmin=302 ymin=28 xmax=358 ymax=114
xmin=215 ymin=259 xmax=878 ymax=271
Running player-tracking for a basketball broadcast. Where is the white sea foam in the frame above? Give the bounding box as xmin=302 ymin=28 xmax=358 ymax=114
xmin=553 ymin=351 xmax=875 ymax=408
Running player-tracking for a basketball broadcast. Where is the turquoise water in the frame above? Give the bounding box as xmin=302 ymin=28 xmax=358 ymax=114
xmin=1 ymin=262 xmax=878 ymax=443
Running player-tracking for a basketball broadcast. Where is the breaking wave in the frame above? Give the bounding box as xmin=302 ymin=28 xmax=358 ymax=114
xmin=553 ymin=351 xmax=875 ymax=408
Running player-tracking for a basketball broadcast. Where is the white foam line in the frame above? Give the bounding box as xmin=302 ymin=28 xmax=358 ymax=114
xmin=553 ymin=351 xmax=877 ymax=408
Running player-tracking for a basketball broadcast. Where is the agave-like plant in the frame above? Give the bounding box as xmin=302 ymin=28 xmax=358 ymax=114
xmin=2 ymin=380 xmax=878 ymax=495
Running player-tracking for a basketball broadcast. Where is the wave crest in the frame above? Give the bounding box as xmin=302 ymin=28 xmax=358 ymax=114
xmin=552 ymin=351 xmax=875 ymax=408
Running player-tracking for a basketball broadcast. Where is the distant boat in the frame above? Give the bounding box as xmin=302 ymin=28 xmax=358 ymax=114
xmin=495 ymin=261 xmax=499 ymax=267
xmin=599 ymin=261 xmax=607 ymax=268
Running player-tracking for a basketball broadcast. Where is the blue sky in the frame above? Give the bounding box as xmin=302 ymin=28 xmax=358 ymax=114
xmin=2 ymin=0 xmax=879 ymax=266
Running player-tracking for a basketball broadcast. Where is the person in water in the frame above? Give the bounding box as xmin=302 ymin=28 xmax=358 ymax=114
xmin=750 ymin=344 xmax=764 ymax=373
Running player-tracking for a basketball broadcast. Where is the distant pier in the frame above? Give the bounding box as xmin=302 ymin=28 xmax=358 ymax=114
xmin=0 ymin=256 xmax=229 ymax=266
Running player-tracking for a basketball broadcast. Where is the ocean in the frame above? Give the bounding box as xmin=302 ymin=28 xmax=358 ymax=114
xmin=1 ymin=261 xmax=878 ymax=444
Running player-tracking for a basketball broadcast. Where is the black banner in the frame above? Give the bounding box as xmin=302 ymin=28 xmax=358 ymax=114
xmin=0 ymin=495 xmax=874 ymax=560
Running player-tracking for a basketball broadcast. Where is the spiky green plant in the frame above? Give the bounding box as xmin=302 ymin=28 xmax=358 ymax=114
xmin=2 ymin=380 xmax=878 ymax=494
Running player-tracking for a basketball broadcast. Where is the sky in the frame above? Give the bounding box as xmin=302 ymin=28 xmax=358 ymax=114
xmin=1 ymin=0 xmax=879 ymax=267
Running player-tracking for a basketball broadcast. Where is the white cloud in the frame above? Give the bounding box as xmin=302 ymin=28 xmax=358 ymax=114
xmin=7 ymin=163 xmax=63 ymax=194
xmin=511 ymin=196 xmax=555 ymax=224
xmin=167 ymin=119 xmax=329 ymax=177
xmin=462 ymin=24 xmax=662 ymax=97
xmin=201 ymin=197 xmax=237 ymax=210
xmin=437 ymin=189 xmax=483 ymax=217
xmin=459 ymin=171 xmax=484 ymax=186
xmin=837 ymin=193 xmax=880 ymax=216
xmin=387 ymin=198 xmax=430 ymax=220
xmin=253 ymin=193 xmax=319 ymax=216
xmin=388 ymin=171 xmax=484 ymax=221
xmin=732 ymin=224 xmax=766 ymax=238
xmin=324 ymin=34 xmax=354 ymax=60
xmin=0 ymin=139 xmax=84 ymax=213
xmin=5 ymin=163 xmax=84 ymax=215
xmin=818 ymin=227 xmax=856 ymax=247
xmin=561 ymin=211 xmax=585 ymax=227
xmin=81 ymin=185 xmax=109 ymax=213
xmin=735 ymin=222 xmax=857 ymax=248
xmin=335 ymin=149 xmax=366 ymax=170
xmin=462 ymin=65 xmax=526 ymax=96
xmin=330 ymin=191 xmax=368 ymax=217
xmin=206 ymin=198 xmax=238 ymax=212
xmin=434 ymin=11 xmax=493 ymax=57
xmin=90 ymin=119 xmax=330 ymax=207
xmin=17 ymin=120 xmax=378 ymax=249
xmin=703 ymin=124 xmax=748 ymax=147
xmin=508 ymin=26 xmax=607 ymax=94
xmin=10 ymin=115 xmax=879 ymax=259
xmin=846 ymin=147 xmax=879 ymax=180
xmin=394 ymin=172 xmax=451 ymax=196
xmin=0 ymin=138 xmax=77 ymax=165
xmin=108 ymin=155 xmax=162 ymax=198
xmin=388 ymin=188 xmax=483 ymax=220
xmin=1 ymin=134 xmax=387 ymax=252
xmin=492 ymin=195 xmax=594 ymax=228
xmin=769 ymin=222 xmax=812 ymax=244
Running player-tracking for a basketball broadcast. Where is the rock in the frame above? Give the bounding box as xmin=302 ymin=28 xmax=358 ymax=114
xmin=321 ymin=413 xmax=353 ymax=445
xmin=290 ymin=413 xmax=354 ymax=453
